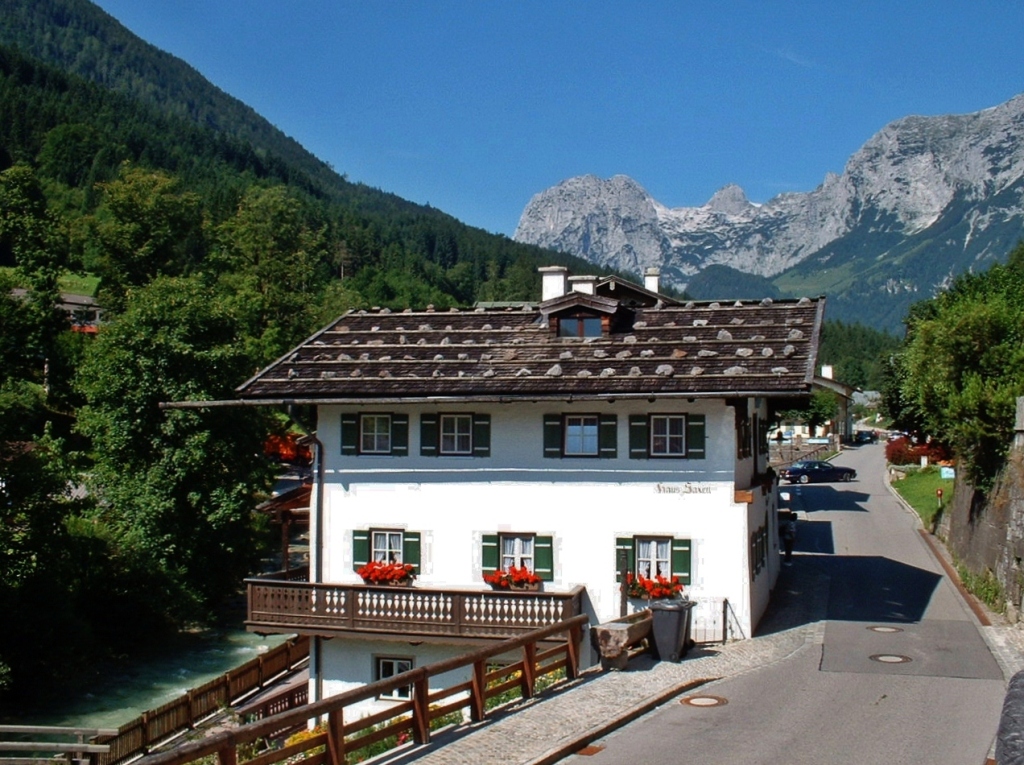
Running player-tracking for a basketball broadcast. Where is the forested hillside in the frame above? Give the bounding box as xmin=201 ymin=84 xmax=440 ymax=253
xmin=819 ymin=321 xmax=899 ymax=391
xmin=0 ymin=32 xmax=617 ymax=711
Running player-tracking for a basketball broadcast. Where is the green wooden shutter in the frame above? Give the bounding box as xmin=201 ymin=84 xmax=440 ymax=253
xmin=420 ymin=414 xmax=438 ymax=456
xmin=534 ymin=535 xmax=554 ymax=581
xmin=671 ymin=538 xmax=692 ymax=585
xmin=686 ymin=414 xmax=706 ymax=459
xmin=391 ymin=414 xmax=409 ymax=456
xmin=482 ymin=533 xmax=499 ymax=571
xmin=341 ymin=414 xmax=359 ymax=455
xmin=403 ymin=532 xmax=421 ymax=574
xmin=614 ymin=537 xmax=635 ymax=582
xmin=543 ymin=414 xmax=562 ymax=458
xmin=353 ymin=530 xmax=370 ymax=571
xmin=599 ymin=415 xmax=617 ymax=458
xmin=473 ymin=414 xmax=491 ymax=457
xmin=629 ymin=415 xmax=649 ymax=459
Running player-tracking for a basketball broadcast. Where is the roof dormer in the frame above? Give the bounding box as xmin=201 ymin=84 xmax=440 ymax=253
xmin=539 ymin=292 xmax=632 ymax=337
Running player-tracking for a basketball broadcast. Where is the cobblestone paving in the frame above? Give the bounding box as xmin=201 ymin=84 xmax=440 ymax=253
xmin=390 ymin=567 xmax=832 ymax=765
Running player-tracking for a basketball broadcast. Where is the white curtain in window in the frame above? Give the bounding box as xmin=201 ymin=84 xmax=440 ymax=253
xmin=637 ymin=539 xmax=670 ymax=577
xmin=501 ymin=536 xmax=516 ymax=570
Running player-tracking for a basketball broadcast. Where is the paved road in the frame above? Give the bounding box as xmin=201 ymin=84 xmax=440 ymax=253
xmin=563 ymin=443 xmax=1006 ymax=765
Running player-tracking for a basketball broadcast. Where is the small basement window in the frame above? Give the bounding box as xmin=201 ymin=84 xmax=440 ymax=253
xmin=376 ymin=657 xmax=413 ymax=699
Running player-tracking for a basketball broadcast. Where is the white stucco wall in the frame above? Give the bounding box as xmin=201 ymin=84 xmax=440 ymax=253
xmin=305 ymin=397 xmax=781 ymax=710
xmin=311 ymin=400 xmax=767 ymax=626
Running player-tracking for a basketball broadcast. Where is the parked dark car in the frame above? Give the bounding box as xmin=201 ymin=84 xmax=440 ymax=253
xmin=780 ymin=460 xmax=856 ymax=484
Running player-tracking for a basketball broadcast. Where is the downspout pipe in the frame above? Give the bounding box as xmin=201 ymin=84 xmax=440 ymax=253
xmin=284 ymin=407 xmax=325 ymax=707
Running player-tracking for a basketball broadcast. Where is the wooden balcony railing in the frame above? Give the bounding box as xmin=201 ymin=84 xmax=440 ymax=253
xmin=247 ymin=568 xmax=585 ymax=639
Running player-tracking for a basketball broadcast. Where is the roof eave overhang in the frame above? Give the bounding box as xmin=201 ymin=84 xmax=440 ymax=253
xmin=165 ymin=388 xmax=815 ymax=409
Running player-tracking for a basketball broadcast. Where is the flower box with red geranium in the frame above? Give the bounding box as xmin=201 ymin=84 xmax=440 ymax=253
xmin=623 ymin=572 xmax=684 ymax=600
xmin=483 ymin=566 xmax=542 ymax=591
xmin=358 ymin=560 xmax=415 ymax=586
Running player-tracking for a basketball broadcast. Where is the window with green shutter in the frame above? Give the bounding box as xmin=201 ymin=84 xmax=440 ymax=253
xmin=482 ymin=533 xmax=553 ymax=580
xmin=422 ymin=413 xmax=490 ymax=457
xmin=534 ymin=535 xmax=554 ymax=581
xmin=341 ymin=414 xmax=359 ymax=455
xmin=629 ymin=414 xmax=705 ymax=459
xmin=420 ymin=414 xmax=438 ymax=456
xmin=599 ymin=415 xmax=617 ymax=458
xmin=686 ymin=415 xmax=705 ymax=459
xmin=391 ymin=415 xmax=409 ymax=456
xmin=344 ymin=413 xmax=409 ymax=456
xmin=472 ymin=414 xmax=491 ymax=457
xmin=614 ymin=537 xmax=636 ymax=582
xmin=354 ymin=529 xmax=421 ymax=573
xmin=618 ymin=536 xmax=692 ymax=585
xmin=482 ymin=533 xmax=499 ymax=572
xmin=402 ymin=532 xmax=421 ymax=574
xmin=543 ymin=414 xmax=562 ymax=458
xmin=543 ymin=414 xmax=615 ymax=458
xmin=352 ymin=530 xmax=370 ymax=571
xmin=629 ymin=415 xmax=650 ymax=459
xmin=671 ymin=538 xmax=692 ymax=585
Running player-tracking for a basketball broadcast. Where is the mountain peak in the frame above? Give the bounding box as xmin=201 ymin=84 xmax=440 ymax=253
xmin=706 ymin=184 xmax=751 ymax=215
xmin=513 ymin=92 xmax=1024 ymax=331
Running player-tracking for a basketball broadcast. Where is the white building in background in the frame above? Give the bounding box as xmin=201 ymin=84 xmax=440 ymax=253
xmin=237 ymin=267 xmax=825 ymax=713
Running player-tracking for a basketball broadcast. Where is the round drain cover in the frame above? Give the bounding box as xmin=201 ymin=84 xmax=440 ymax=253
xmin=870 ymin=654 xmax=912 ymax=664
xmin=681 ymin=695 xmax=728 ymax=707
xmin=868 ymin=626 xmax=904 ymax=634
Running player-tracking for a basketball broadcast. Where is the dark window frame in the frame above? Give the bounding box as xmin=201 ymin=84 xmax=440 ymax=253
xmin=557 ymin=313 xmax=604 ymax=338
xmin=440 ymin=413 xmax=474 ymax=455
xmin=375 ymin=655 xmax=414 ymax=700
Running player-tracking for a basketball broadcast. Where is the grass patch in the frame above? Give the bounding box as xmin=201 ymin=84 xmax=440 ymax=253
xmin=889 ymin=466 xmax=953 ymax=528
xmin=956 ymin=564 xmax=1003 ymax=611
xmin=0 ymin=266 xmax=99 ymax=296
xmin=60 ymin=272 xmax=100 ymax=296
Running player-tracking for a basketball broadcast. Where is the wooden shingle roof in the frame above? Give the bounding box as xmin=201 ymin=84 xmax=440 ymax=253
xmin=236 ymin=296 xmax=825 ymax=402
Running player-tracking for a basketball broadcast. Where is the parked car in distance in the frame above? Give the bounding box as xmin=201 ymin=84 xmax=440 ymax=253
xmin=780 ymin=460 xmax=857 ymax=484
xmin=853 ymin=430 xmax=878 ymax=444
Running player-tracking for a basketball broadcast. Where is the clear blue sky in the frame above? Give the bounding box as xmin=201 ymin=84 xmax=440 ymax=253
xmin=91 ymin=1 xmax=1024 ymax=236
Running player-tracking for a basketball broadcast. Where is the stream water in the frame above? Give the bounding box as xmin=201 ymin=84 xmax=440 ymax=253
xmin=5 ymin=628 xmax=288 ymax=729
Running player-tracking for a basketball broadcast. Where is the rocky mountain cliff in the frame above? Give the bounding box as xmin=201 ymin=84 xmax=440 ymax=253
xmin=514 ymin=95 xmax=1024 ymax=331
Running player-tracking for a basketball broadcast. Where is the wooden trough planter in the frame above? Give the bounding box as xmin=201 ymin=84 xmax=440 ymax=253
xmin=590 ymin=610 xmax=653 ymax=670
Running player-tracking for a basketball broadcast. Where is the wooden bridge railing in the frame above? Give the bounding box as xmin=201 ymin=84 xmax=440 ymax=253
xmin=93 ymin=636 xmax=309 ymax=765
xmin=0 ymin=726 xmax=116 ymax=765
xmin=131 ymin=614 xmax=589 ymax=765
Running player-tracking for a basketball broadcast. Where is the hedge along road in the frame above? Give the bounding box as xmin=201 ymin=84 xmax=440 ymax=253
xmin=564 ymin=443 xmax=1006 ymax=765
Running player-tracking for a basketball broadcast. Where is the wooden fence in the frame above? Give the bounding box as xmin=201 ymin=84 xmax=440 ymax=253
xmin=129 ymin=615 xmax=588 ymax=765
xmin=0 ymin=725 xmax=116 ymax=765
xmin=94 ymin=636 xmax=309 ymax=765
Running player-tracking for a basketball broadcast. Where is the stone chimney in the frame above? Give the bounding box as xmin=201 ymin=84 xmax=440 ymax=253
xmin=644 ymin=267 xmax=661 ymax=294
xmin=539 ymin=266 xmax=569 ymax=300
xmin=569 ymin=275 xmax=597 ymax=295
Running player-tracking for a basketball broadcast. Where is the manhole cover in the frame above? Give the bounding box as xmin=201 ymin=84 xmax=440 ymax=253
xmin=868 ymin=626 xmax=904 ymax=634
xmin=681 ymin=695 xmax=728 ymax=707
xmin=870 ymin=654 xmax=912 ymax=664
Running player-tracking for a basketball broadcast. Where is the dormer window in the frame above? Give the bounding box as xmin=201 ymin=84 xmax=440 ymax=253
xmin=558 ymin=315 xmax=603 ymax=338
